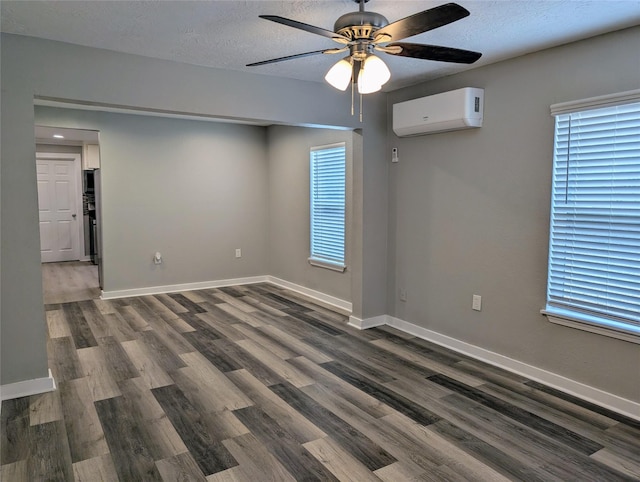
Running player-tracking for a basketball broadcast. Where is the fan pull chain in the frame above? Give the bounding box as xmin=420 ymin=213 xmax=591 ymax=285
xmin=360 ymin=93 xmax=363 ymax=122
xmin=351 ymin=80 xmax=355 ymax=116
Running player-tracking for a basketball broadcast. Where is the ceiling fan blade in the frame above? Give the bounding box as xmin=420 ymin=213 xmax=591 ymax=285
xmin=247 ymin=49 xmax=340 ymax=67
xmin=324 ymin=47 xmax=350 ymax=55
xmin=260 ymin=15 xmax=350 ymax=43
xmin=386 ymin=42 xmax=482 ymax=64
xmin=374 ymin=3 xmax=470 ymax=42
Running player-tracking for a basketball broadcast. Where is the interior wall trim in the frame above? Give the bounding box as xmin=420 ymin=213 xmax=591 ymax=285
xmin=348 ymin=315 xmax=386 ymax=330
xmin=382 ymin=315 xmax=640 ymax=422
xmin=1 ymin=369 xmax=56 ymax=401
xmin=100 ymin=276 xmax=270 ymax=300
xmin=101 ymin=276 xmax=352 ymax=315
xmin=267 ymin=276 xmax=352 ymax=315
xmin=5 ymin=281 xmax=636 ymax=420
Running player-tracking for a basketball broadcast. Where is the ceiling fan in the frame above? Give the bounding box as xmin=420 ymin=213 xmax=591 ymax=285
xmin=247 ymin=0 xmax=482 ymax=95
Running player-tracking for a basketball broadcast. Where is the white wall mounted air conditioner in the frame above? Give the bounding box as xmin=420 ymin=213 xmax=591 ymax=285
xmin=393 ymin=87 xmax=484 ymax=137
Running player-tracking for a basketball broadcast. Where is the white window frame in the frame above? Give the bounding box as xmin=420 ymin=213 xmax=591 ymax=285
xmin=542 ymin=89 xmax=640 ymax=344
xmin=309 ymin=142 xmax=347 ymax=272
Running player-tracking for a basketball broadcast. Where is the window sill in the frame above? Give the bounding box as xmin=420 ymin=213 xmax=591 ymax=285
xmin=308 ymin=258 xmax=347 ymax=273
xmin=541 ymin=308 xmax=640 ymax=345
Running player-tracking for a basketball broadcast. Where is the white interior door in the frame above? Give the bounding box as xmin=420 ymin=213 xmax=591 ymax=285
xmin=37 ymin=154 xmax=82 ymax=263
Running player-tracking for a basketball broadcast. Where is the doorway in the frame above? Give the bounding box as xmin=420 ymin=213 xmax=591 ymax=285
xmin=35 ymin=126 xmax=102 ymax=304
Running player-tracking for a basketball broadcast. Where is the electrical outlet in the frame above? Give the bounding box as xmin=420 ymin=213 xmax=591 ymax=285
xmin=399 ymin=289 xmax=407 ymax=302
xmin=472 ymin=294 xmax=482 ymax=311
xmin=235 ymin=248 xmax=242 ymax=258
xmin=154 ymin=252 xmax=162 ymax=265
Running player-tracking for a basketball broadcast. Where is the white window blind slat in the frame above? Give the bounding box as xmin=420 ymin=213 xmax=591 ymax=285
xmin=310 ymin=144 xmax=346 ymax=268
xmin=546 ymin=100 xmax=640 ymax=329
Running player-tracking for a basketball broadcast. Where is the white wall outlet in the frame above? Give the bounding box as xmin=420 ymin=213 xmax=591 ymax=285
xmin=235 ymin=248 xmax=242 ymax=258
xmin=392 ymin=147 xmax=399 ymax=163
xmin=472 ymin=294 xmax=482 ymax=311
xmin=154 ymin=252 xmax=162 ymax=265
xmin=399 ymin=288 xmax=407 ymax=302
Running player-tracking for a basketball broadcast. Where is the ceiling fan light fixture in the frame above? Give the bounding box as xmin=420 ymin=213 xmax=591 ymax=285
xmin=357 ymin=71 xmax=382 ymax=94
xmin=252 ymin=2 xmax=482 ymax=114
xmin=357 ymin=54 xmax=389 ymax=94
xmin=325 ymin=58 xmax=352 ymax=91
xmin=364 ymin=54 xmax=391 ymax=85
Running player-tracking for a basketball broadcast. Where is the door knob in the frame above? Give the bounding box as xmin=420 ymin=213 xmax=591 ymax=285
xmin=72 ymin=214 xmax=77 ymax=218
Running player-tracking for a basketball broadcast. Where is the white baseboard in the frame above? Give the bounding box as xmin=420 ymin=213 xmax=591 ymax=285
xmin=101 ymin=275 xmax=269 ymax=300
xmin=385 ymin=316 xmax=640 ymax=422
xmin=348 ymin=315 xmax=388 ymax=330
xmin=267 ymin=276 xmax=352 ymax=315
xmin=101 ymin=275 xmax=353 ymax=316
xmin=1 ymin=369 xmax=56 ymax=401
xmin=97 ymin=276 xmax=639 ymax=422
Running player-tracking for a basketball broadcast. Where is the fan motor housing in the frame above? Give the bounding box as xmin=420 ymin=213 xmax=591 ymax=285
xmin=334 ymin=11 xmax=389 ymax=40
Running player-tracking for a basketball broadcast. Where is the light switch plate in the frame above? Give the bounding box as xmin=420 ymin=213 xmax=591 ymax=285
xmin=472 ymin=294 xmax=482 ymax=311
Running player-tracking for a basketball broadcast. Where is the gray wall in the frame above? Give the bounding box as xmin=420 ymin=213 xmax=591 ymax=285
xmin=35 ymin=107 xmax=270 ymax=292
xmin=386 ymin=26 xmax=640 ymax=402
xmin=267 ymin=125 xmax=354 ymax=301
xmin=2 ymin=26 xmax=637 ymax=406
xmin=1 ymin=33 xmax=388 ymax=386
xmin=35 ymin=109 xmax=359 ymax=300
xmin=1 ymin=26 xmax=637 ymax=406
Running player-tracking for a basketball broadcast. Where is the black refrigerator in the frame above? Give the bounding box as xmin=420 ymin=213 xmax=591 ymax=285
xmin=83 ymin=170 xmax=97 ymax=263
xmin=94 ymin=169 xmax=103 ymax=289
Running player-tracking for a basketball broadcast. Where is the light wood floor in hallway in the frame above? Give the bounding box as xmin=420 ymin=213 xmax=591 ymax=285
xmin=42 ymin=261 xmax=100 ymax=304
xmin=1 ymin=282 xmax=639 ymax=481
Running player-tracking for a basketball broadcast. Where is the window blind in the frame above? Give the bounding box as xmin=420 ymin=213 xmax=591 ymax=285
xmin=310 ymin=144 xmax=346 ymax=268
xmin=547 ymin=101 xmax=640 ymax=328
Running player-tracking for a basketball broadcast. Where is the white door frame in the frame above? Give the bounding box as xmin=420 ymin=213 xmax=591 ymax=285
xmin=35 ymin=152 xmax=84 ymax=262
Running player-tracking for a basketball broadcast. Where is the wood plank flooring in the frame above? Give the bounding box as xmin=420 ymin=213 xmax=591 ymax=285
xmin=2 ymin=283 xmax=640 ymax=481
xmin=42 ymin=261 xmax=100 ymax=305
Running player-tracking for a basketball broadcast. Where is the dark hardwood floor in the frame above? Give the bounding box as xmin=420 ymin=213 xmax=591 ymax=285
xmin=2 ymin=283 xmax=639 ymax=481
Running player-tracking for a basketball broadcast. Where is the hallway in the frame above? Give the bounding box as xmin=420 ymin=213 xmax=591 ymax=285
xmin=42 ymin=261 xmax=100 ymax=304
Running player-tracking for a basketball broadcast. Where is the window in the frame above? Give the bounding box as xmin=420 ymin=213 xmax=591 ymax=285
xmin=309 ymin=143 xmax=346 ymax=272
xmin=543 ymin=90 xmax=640 ymax=343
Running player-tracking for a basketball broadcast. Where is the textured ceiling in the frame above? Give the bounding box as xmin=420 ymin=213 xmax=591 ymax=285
xmin=2 ymin=0 xmax=640 ymax=91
